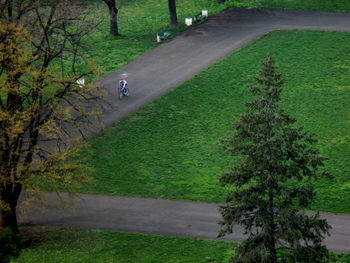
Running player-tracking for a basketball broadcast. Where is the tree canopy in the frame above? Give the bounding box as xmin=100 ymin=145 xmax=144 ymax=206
xmin=0 ymin=0 xmax=103 ymax=233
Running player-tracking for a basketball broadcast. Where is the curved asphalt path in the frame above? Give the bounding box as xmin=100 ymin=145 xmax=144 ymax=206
xmin=18 ymin=8 xmax=350 ymax=253
xmin=19 ymin=192 xmax=350 ymax=253
xmin=100 ymin=7 xmax=350 ymax=126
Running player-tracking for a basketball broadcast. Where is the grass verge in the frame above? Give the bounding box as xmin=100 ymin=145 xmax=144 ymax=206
xmin=11 ymin=227 xmax=234 ymax=263
xmin=81 ymin=30 xmax=350 ymax=214
xmin=10 ymin=227 xmax=350 ymax=263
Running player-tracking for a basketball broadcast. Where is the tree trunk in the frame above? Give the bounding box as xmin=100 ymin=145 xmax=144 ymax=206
xmin=267 ymin=181 xmax=277 ymax=263
xmin=8 ymin=5 xmax=12 ymax=18
xmin=268 ymin=237 xmax=278 ymax=263
xmin=1 ymin=206 xmax=19 ymax=234
xmin=109 ymin=3 xmax=119 ymax=36
xmin=168 ymin=0 xmax=178 ymax=29
xmin=0 ymin=183 xmax=22 ymax=234
xmin=103 ymin=0 xmax=119 ymax=37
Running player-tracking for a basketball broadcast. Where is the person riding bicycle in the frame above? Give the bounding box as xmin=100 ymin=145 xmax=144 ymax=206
xmin=118 ymin=77 xmax=129 ymax=99
xmin=119 ymin=77 xmax=127 ymax=89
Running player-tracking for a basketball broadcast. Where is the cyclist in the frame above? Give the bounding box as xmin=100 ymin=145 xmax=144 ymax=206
xmin=118 ymin=77 xmax=129 ymax=99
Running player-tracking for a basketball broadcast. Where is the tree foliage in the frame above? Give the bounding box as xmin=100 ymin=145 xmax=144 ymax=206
xmin=219 ymin=55 xmax=332 ymax=263
xmin=0 ymin=0 xmax=103 ymax=234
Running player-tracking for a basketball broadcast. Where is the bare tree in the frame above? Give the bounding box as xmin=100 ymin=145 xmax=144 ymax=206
xmin=0 ymin=0 xmax=103 ymax=233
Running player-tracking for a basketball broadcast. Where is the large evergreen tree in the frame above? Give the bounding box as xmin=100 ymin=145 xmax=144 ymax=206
xmin=219 ymin=55 xmax=332 ymax=263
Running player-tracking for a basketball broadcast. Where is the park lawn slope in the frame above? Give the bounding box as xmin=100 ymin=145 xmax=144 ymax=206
xmin=81 ymin=30 xmax=350 ymax=214
xmin=69 ymin=0 xmax=350 ymax=80
xmin=75 ymin=0 xmax=350 ymax=77
xmin=12 ymin=227 xmax=234 ymax=263
xmin=77 ymin=0 xmax=233 ymax=76
xmin=11 ymin=227 xmax=350 ymax=263
xmin=235 ymin=0 xmax=350 ymax=12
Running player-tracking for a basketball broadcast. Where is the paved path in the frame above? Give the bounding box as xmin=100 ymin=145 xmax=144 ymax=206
xmin=99 ymin=7 xmax=350 ymax=127
xmin=19 ymin=192 xmax=350 ymax=253
xmin=19 ymin=8 xmax=350 ymax=253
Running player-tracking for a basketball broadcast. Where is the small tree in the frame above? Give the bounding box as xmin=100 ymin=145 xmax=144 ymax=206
xmin=219 ymin=55 xmax=331 ymax=263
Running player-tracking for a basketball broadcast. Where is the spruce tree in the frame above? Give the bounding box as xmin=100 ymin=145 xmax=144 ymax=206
xmin=219 ymin=55 xmax=332 ymax=263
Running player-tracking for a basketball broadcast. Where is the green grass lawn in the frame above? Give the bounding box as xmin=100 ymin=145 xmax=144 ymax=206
xmin=80 ymin=30 xmax=350 ymax=214
xmin=77 ymin=0 xmax=350 ymax=78
xmin=235 ymin=0 xmax=350 ymax=12
xmin=10 ymin=227 xmax=350 ymax=263
xmin=11 ymin=227 xmax=234 ymax=263
xmin=79 ymin=0 xmax=233 ymax=76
